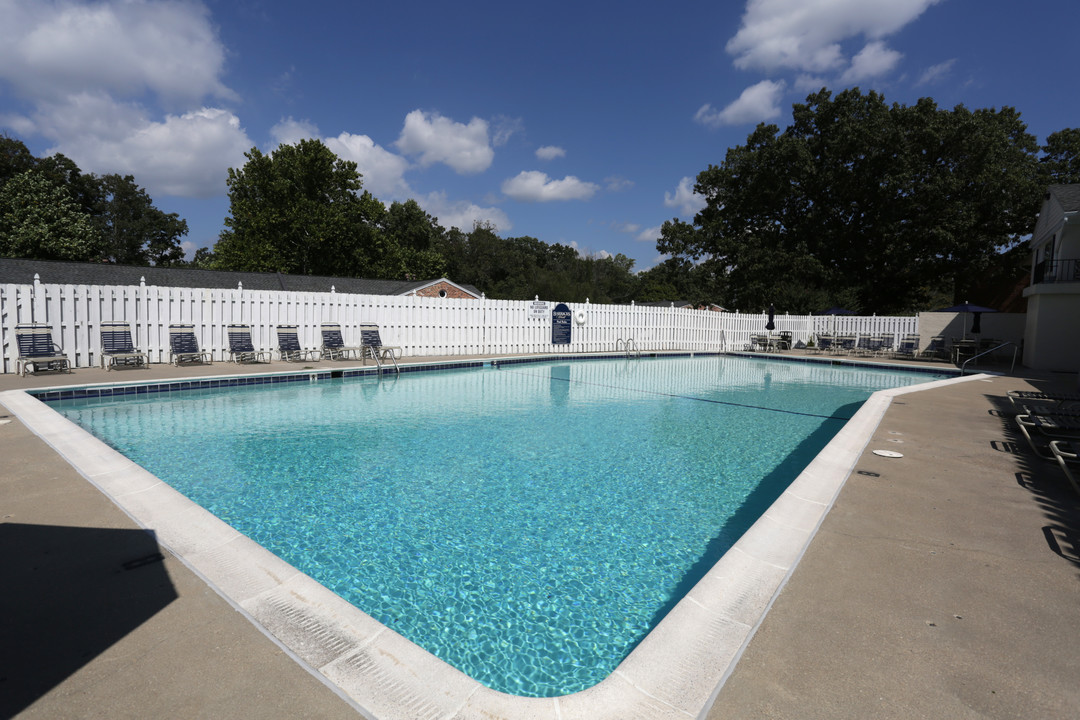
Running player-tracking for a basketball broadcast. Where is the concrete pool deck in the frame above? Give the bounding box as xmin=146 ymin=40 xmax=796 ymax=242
xmin=2 ymin=353 xmax=1078 ymax=718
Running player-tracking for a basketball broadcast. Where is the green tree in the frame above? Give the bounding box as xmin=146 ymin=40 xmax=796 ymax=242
xmin=0 ymin=170 xmax=104 ymax=261
xmin=660 ymin=88 xmax=1043 ymax=314
xmin=214 ymin=139 xmax=376 ymax=276
xmin=96 ymin=174 xmax=188 ymax=266
xmin=1 ymin=134 xmax=37 ymax=186
xmin=378 ymin=199 xmax=447 ymax=279
xmin=1040 ymin=128 xmax=1080 ymax=184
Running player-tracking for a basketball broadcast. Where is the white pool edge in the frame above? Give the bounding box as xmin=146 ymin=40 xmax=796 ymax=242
xmin=0 ymin=370 xmax=992 ymax=720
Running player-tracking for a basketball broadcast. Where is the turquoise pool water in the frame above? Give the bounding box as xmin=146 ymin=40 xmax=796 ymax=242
xmin=49 ymin=355 xmax=948 ymax=696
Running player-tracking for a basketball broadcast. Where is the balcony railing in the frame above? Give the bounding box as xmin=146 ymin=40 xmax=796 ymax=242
xmin=1033 ymin=258 xmax=1080 ymax=285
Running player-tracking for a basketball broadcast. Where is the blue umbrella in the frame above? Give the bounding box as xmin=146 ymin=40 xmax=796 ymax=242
xmin=936 ymin=301 xmax=997 ymax=338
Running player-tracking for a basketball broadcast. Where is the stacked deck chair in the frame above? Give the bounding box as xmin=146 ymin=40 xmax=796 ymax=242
xmin=227 ymin=324 xmax=270 ymax=363
xmin=1015 ymin=411 xmax=1080 ymax=495
xmin=320 ymin=322 xmax=363 ymax=360
xmin=1049 ymin=441 xmax=1080 ymax=496
xmin=359 ymin=323 xmax=401 ymax=372
xmin=1007 ymin=390 xmax=1080 ymax=412
xmin=100 ymin=321 xmax=148 ymax=370
xmin=15 ymin=323 xmax=71 ymax=377
xmin=276 ymin=325 xmax=319 ymax=362
xmin=168 ymin=324 xmax=212 ymax=365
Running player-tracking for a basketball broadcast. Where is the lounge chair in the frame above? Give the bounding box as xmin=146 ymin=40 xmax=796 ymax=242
xmin=922 ymin=335 xmax=948 ymax=361
xmin=855 ymin=335 xmax=877 ymax=356
xmin=100 ymin=321 xmax=148 ymax=370
xmin=1015 ymin=413 xmax=1080 ymax=460
xmin=1050 ymin=441 xmax=1080 ymax=496
xmin=320 ymin=322 xmax=363 ymax=360
xmin=15 ymin=323 xmax=71 ymax=377
xmin=360 ymin=323 xmax=401 ymax=372
xmin=1007 ymin=390 xmax=1080 ymax=411
xmin=168 ymin=324 xmax=212 ymax=365
xmin=892 ymin=334 xmax=919 ymax=359
xmin=227 ymin=324 xmax=270 ymax=363
xmin=276 ymin=325 xmax=319 ymax=362
xmin=833 ymin=335 xmax=857 ymax=355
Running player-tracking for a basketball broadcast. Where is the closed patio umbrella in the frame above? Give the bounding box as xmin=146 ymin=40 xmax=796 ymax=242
xmin=765 ymin=304 xmax=776 ymax=331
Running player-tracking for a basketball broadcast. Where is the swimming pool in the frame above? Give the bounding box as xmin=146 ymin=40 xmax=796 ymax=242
xmin=45 ymin=355 xmax=950 ymax=697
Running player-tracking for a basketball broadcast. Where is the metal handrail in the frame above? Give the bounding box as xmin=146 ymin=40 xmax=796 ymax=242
xmin=616 ymin=338 xmax=639 ymax=358
xmin=960 ymin=341 xmax=1019 ymax=376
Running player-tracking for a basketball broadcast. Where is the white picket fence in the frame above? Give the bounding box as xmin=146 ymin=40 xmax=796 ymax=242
xmin=0 ymin=277 xmax=919 ymax=373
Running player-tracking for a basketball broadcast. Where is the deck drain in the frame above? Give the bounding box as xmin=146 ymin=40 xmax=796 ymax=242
xmin=873 ymin=450 xmax=903 ymax=458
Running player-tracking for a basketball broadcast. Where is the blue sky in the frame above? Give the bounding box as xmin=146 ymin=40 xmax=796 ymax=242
xmin=3 ymin=0 xmax=1079 ymax=272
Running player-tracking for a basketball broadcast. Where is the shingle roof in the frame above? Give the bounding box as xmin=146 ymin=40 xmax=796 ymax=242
xmin=0 ymin=257 xmax=480 ymax=297
xmin=1048 ymin=184 xmax=1080 ymax=213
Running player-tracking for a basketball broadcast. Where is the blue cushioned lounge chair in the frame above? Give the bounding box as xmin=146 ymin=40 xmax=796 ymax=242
xmin=227 ymin=324 xmax=270 ymax=363
xmin=359 ymin=322 xmax=400 ymax=372
xmin=168 ymin=324 xmax=212 ymax=365
xmin=892 ymin=334 xmax=919 ymax=359
xmin=15 ymin=323 xmax=71 ymax=377
xmin=276 ymin=324 xmax=319 ymax=362
xmin=100 ymin=321 xmax=148 ymax=370
xmin=320 ymin=322 xmax=362 ymax=360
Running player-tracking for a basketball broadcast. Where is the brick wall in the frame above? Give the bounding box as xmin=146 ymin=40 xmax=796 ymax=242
xmin=413 ymin=281 xmax=477 ymax=299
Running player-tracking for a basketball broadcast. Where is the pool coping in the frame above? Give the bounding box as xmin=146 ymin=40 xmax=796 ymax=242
xmin=0 ymin=355 xmax=989 ymax=720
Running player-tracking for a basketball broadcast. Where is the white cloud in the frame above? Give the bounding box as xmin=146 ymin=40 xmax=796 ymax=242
xmin=568 ymin=241 xmax=611 ymax=260
xmin=636 ymin=226 xmax=662 ymax=243
xmin=265 ymin=119 xmax=413 ymax=199
xmin=917 ymin=58 xmax=956 ymax=85
xmin=324 ymin=132 xmax=412 ymax=199
xmin=0 ymin=0 xmax=245 ymax=198
xmin=491 ymin=115 xmax=523 ymax=147
xmin=501 ymin=171 xmax=600 ymax=202
xmin=839 ymin=41 xmax=902 ymax=82
xmin=270 ymin=117 xmax=320 ymax=146
xmin=664 ymin=177 xmax=707 ymax=217
xmin=605 ymin=175 xmax=634 ymax=191
xmin=726 ymin=0 xmax=941 ymax=73
xmin=36 ymin=96 xmax=251 ymax=197
xmin=395 ymin=110 xmax=494 ymax=174
xmin=794 ymin=73 xmax=828 ymax=93
xmin=695 ymin=80 xmax=785 ymax=128
xmin=420 ymin=191 xmax=511 ymax=233
xmin=0 ymin=0 xmax=235 ymax=107
xmin=536 ymin=145 xmax=566 ymax=160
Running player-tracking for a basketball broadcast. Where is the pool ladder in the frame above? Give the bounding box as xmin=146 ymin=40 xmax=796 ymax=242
xmin=616 ymin=338 xmax=640 ymax=359
xmin=364 ymin=347 xmax=401 ymax=374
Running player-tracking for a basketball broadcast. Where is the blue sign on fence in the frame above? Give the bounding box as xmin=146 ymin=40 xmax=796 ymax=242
xmin=552 ymin=303 xmax=572 ymax=345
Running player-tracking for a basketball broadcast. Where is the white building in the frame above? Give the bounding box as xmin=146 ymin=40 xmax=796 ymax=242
xmin=1023 ymin=184 xmax=1080 ymax=371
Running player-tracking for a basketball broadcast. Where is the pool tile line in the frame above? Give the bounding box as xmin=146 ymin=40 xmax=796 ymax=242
xmin=24 ymin=354 xmax=695 ymax=403
xmin=724 ymin=350 xmax=962 ymax=376
xmin=0 ymin=368 xmax=996 ymax=720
